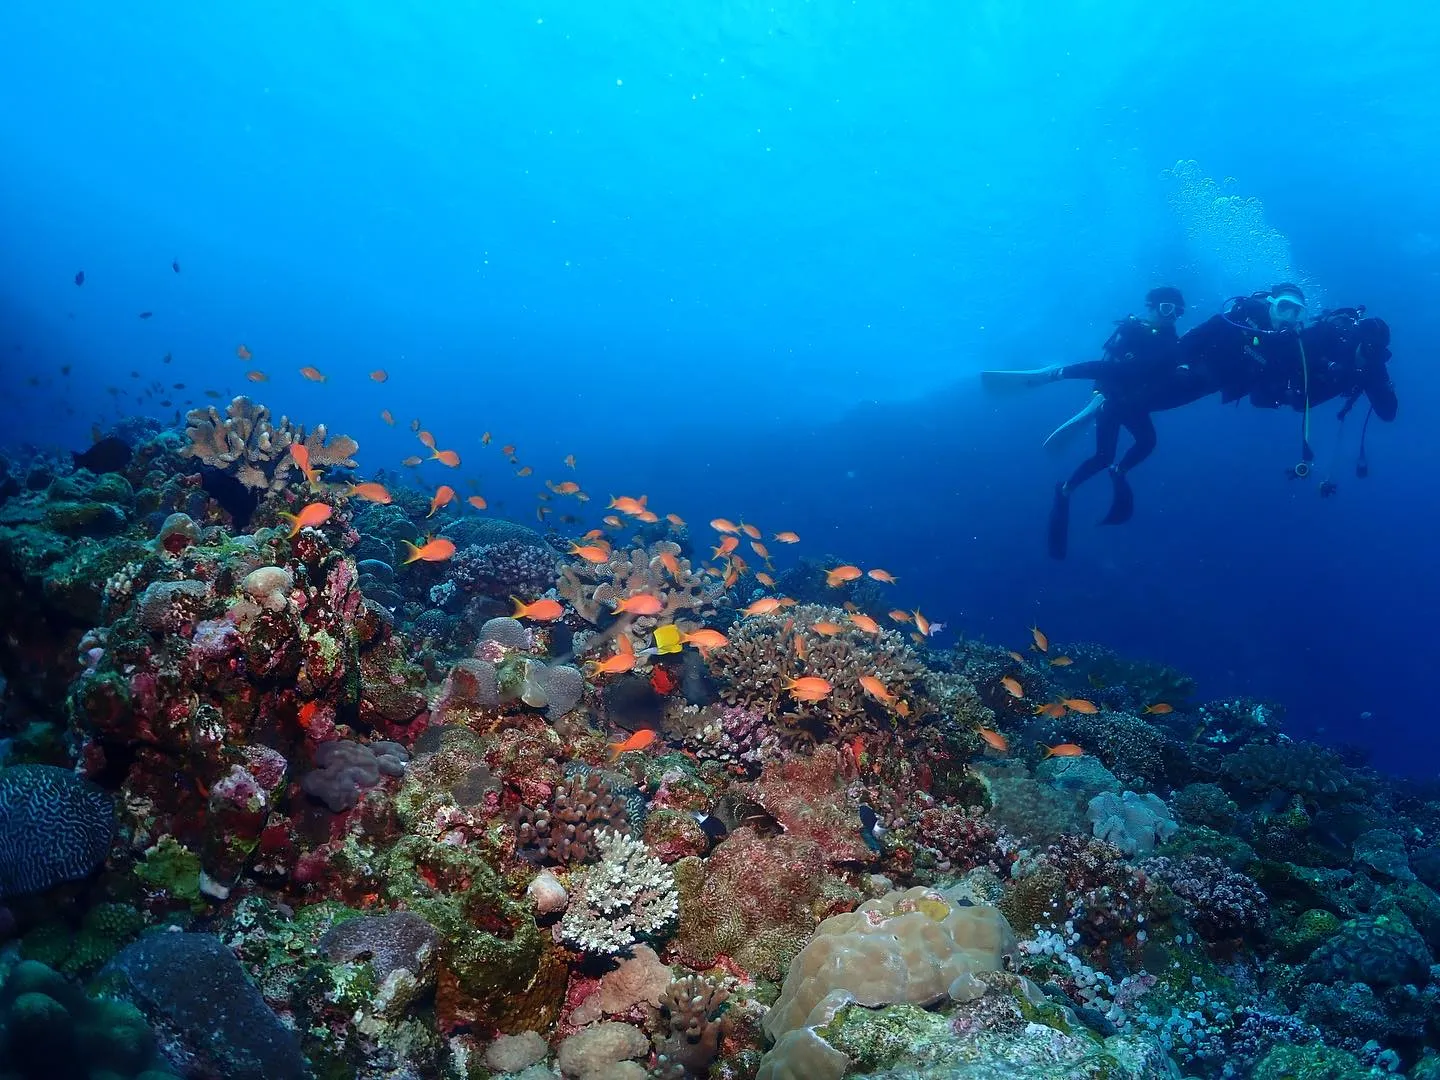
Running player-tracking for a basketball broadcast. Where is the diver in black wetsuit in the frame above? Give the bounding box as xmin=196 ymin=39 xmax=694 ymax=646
xmin=1042 ymin=287 xmax=1185 ymax=557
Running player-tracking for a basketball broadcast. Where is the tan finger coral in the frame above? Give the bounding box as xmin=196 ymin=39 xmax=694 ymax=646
xmin=181 ymin=396 xmax=359 ymax=494
xmin=558 ymin=539 xmax=726 ymax=651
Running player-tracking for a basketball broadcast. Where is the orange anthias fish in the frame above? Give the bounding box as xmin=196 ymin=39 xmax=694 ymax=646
xmin=516 ymin=466 xmax=534 ymax=478
xmin=1000 ymin=676 xmax=1024 ymax=699
xmin=418 ymin=431 xmax=436 ymax=449
xmin=1144 ymin=703 xmax=1174 ymax=714
xmin=608 ymin=728 xmax=658 ymax=759
xmin=570 ymin=542 xmax=612 ymax=564
xmin=977 ymin=728 xmax=1009 ymax=752
xmin=859 ymin=675 xmax=894 ymax=703
xmin=467 ymin=495 xmax=487 ymax=510
xmin=914 ymin=610 xmax=935 ymax=637
xmin=773 ymin=531 xmax=800 ymax=543
xmin=613 ymin=593 xmax=665 ymax=616
xmin=432 ymin=449 xmax=461 ymax=467
xmin=603 ymin=515 xmax=624 ymax=528
xmin=710 ymin=518 xmax=739 ymax=534
xmin=888 ymin=609 xmax=913 ymax=623
xmin=825 ymin=565 xmax=863 ymax=587
xmin=299 ymin=366 xmax=326 ymax=382
xmin=236 ymin=344 xmax=252 ymax=360
xmin=849 ymin=613 xmax=880 ymax=635
xmin=288 ymin=443 xmax=320 ymax=486
xmin=279 ymin=502 xmax=332 ymax=537
xmin=246 ymin=370 xmax=268 ymax=382
xmin=811 ymin=621 xmax=842 ymax=636
xmin=481 ymin=432 xmax=492 ymax=445
xmin=512 ymin=597 xmax=565 ymax=621
xmin=402 ymin=537 xmax=457 ymax=564
xmin=609 ymin=495 xmax=648 ymax=516
xmin=1050 ymin=656 xmax=1073 ymax=667
xmin=750 ymin=540 xmax=771 ymax=559
xmin=428 ymin=485 xmax=456 ymax=517
xmin=1062 ymin=698 xmax=1100 ymax=714
xmin=712 ymin=536 xmax=740 ymax=558
xmin=867 ymin=568 xmax=898 ymax=584
xmin=756 ymin=572 xmax=776 ymax=587
xmin=740 ymin=522 xmax=761 ymax=540
xmin=784 ymin=676 xmax=833 ymax=703
xmin=741 ymin=597 xmax=783 ymax=617
xmin=1034 ymin=701 xmax=1067 ymax=719
xmin=681 ymin=628 xmax=729 ymax=653
xmin=381 ymin=409 xmax=396 ymax=425
xmin=564 ymin=454 xmax=577 ymax=468
xmin=1041 ymin=743 xmax=1085 ymax=759
xmin=657 ymin=551 xmax=681 ymax=576
xmin=297 ymin=701 xmax=321 ymax=730
xmin=589 ymin=636 xmax=636 ymax=676
xmin=401 ymin=455 xmax=423 ymax=467
xmin=1008 ymin=650 xmax=1026 ymax=663
xmin=666 ymin=513 xmax=686 ymax=527
xmin=370 ymin=369 xmax=388 ymax=382
xmin=348 ymin=482 xmax=392 ymax=504
xmin=635 ymin=509 xmax=658 ymax=523
xmin=1030 ymin=625 xmax=1049 ymax=653
xmin=551 ymin=481 xmax=581 ymax=495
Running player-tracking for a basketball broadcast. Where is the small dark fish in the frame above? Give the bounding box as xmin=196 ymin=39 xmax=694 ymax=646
xmin=138 ymin=311 xmax=153 ymax=319
xmin=172 ymin=383 xmax=185 ymax=389
xmin=199 ymin=466 xmax=258 ymax=527
xmin=204 ymin=389 xmax=222 ymax=399
xmin=72 ymin=436 xmax=133 ymax=474
xmin=74 ymin=270 xmax=85 ymax=286
xmin=159 ymin=399 xmax=172 ymax=407
xmin=162 ymin=352 xmax=172 ymax=364
xmin=60 ymin=365 xmax=72 ymax=376
xmin=26 ymin=376 xmax=40 ymax=387
xmin=690 ymin=811 xmax=728 ymax=843
xmin=171 ymin=259 xmax=180 ymax=273
xmin=130 ymin=371 xmax=140 ymax=378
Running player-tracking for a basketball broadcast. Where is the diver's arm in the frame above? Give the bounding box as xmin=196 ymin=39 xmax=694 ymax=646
xmin=1054 ymin=359 xmax=1114 ymax=380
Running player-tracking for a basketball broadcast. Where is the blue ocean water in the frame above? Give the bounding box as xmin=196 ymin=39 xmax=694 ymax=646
xmin=2 ymin=1 xmax=1437 ymax=776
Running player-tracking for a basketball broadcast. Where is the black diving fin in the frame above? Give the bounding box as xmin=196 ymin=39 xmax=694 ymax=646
xmin=1047 ymin=484 xmax=1070 ymax=559
xmin=1099 ymin=469 xmax=1135 ymax=525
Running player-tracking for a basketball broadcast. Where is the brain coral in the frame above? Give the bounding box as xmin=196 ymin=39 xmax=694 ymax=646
xmin=757 ymin=886 xmax=1016 ymax=1080
xmin=0 ymin=765 xmax=115 ymax=900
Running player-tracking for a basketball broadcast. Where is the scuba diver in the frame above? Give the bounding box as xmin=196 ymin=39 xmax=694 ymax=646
xmin=1247 ymin=305 xmax=1396 ymax=490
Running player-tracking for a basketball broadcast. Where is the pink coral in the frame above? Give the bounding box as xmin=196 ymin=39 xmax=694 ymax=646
xmin=736 ymin=745 xmax=875 ymax=867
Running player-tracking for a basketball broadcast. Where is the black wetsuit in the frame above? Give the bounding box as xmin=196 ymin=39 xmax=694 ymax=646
xmin=1249 ymin=313 xmax=1397 ymax=421
xmin=1057 ymin=317 xmax=1180 ymax=492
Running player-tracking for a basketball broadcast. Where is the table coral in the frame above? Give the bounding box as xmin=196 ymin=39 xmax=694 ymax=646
xmin=180 ymin=396 xmax=358 ymax=494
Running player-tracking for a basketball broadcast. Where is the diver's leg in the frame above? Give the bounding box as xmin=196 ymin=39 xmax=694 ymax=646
xmin=1049 ymin=409 xmax=1118 ymax=559
xmin=1100 ymin=413 xmax=1154 ymax=525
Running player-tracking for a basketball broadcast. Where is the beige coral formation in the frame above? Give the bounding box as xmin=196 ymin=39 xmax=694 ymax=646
xmin=709 ymin=603 xmax=932 ymax=735
xmin=558 ymin=540 xmax=726 ymax=651
xmin=757 ymin=886 xmax=1017 ymax=1080
xmin=180 ymin=396 xmax=359 ymax=493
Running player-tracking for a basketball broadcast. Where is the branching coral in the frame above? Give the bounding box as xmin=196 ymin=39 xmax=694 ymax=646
xmin=180 ymin=396 xmax=358 ymax=493
xmin=555 ymin=828 xmax=678 ymax=955
xmin=652 ymin=973 xmax=730 ymax=1080
xmin=557 ymin=539 xmax=723 ymax=648
xmin=515 ymin=771 xmax=632 ymax=865
xmin=709 ymin=603 xmax=931 ymax=735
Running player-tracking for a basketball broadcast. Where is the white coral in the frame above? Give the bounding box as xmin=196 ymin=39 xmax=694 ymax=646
xmin=556 ymin=829 xmax=677 ymax=956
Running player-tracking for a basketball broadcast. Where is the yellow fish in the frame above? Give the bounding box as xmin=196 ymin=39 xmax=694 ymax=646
xmin=653 ymin=624 xmax=683 ymax=655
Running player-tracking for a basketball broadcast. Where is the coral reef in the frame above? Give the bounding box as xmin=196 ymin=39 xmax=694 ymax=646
xmin=180 ymin=396 xmax=358 ymax=493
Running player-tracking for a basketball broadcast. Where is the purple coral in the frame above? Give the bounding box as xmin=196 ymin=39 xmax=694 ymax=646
xmin=300 ymin=739 xmax=409 ymax=813
xmin=1142 ymin=855 xmax=1269 ymax=941
xmin=448 ymin=540 xmax=557 ymax=600
xmin=693 ymin=705 xmax=776 ymax=771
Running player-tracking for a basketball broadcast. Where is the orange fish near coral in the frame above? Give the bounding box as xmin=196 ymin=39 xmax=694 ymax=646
xmin=297 ymin=701 xmax=321 ymax=730
xmin=1034 ymin=701 xmax=1067 ymax=719
xmin=432 ymin=449 xmax=461 ymax=467
xmin=825 ymin=565 xmax=863 ymax=587
xmin=849 ymin=613 xmax=880 ymax=635
xmin=402 ymin=537 xmax=456 ymax=564
xmin=299 ymin=366 xmax=326 ymax=382
xmin=1041 ymin=743 xmax=1085 ymax=759
xmin=347 ymin=482 xmax=392 ymax=504
xmin=613 ymin=594 xmax=664 ymax=617
xmin=428 ymin=486 xmax=456 ymax=517
xmin=1144 ymin=703 xmax=1173 ymax=714
xmin=608 ymin=728 xmax=658 ymax=759
xmin=682 ymin=628 xmax=728 ymax=654
xmin=888 ymin=610 xmax=913 ymax=623
xmin=740 ymin=522 xmax=761 ymax=540
xmin=811 ymin=621 xmax=842 ymax=636
xmin=1000 ymin=676 xmax=1024 ymax=699
xmin=784 ymin=676 xmax=833 ymax=703
xmin=867 ymin=569 xmax=898 ymax=584
xmin=417 ymin=431 xmax=436 ymax=449
xmin=741 ymin=597 xmax=783 ymax=617
xmin=1050 ymin=656 xmax=1073 ymax=667
xmin=288 ymin=443 xmax=320 ymax=486
xmin=859 ymin=675 xmax=893 ymax=703
xmin=773 ymin=531 xmax=800 ymax=543
xmin=569 ymin=542 xmax=611 ymax=564
xmin=401 ymin=455 xmax=423 ymax=467
xmin=710 ymin=518 xmax=739 ymax=534
xmin=977 ymin=728 xmax=1009 ymax=752
xmin=246 ymin=370 xmax=268 ymax=382
xmin=551 ymin=481 xmax=581 ymax=495
xmin=756 ymin=572 xmax=776 ymax=587
xmin=603 ymin=515 xmax=624 ymax=528
xmin=236 ymin=344 xmax=252 ymax=360
xmin=712 ymin=536 xmax=739 ymax=558
xmin=1062 ymin=698 xmax=1099 ymax=714
xmin=279 ymin=502 xmax=332 ymax=537
xmin=512 ymin=597 xmax=564 ymax=621
xmin=1030 ymin=625 xmax=1049 ymax=653
xmin=657 ymin=550 xmax=681 ymax=577
xmin=666 ymin=513 xmax=685 ymax=527
xmin=467 ymin=495 xmax=487 ymax=510
xmin=589 ymin=635 xmax=636 ymax=676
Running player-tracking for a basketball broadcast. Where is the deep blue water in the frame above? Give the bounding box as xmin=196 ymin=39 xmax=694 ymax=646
xmin=2 ymin=2 xmax=1437 ymax=776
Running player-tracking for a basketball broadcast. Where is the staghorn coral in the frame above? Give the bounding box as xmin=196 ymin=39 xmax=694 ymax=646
xmin=557 ymin=539 xmax=723 ymax=646
xmin=516 ymin=771 xmax=632 ymax=865
xmin=180 ymin=396 xmax=358 ymax=493
xmin=709 ymin=603 xmax=931 ymax=734
xmin=555 ymin=828 xmax=678 ymax=955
